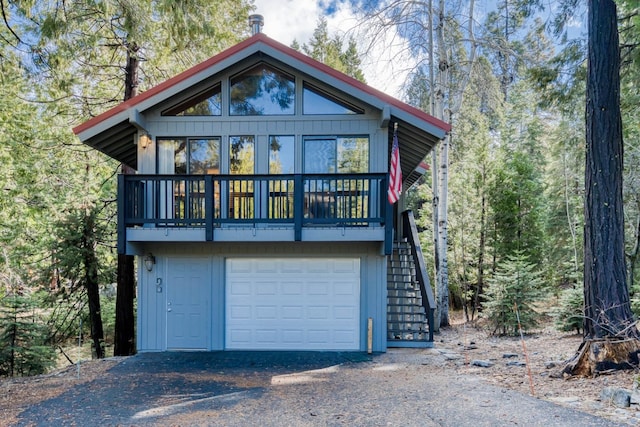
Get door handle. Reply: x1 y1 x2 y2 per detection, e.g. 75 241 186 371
167 302 172 312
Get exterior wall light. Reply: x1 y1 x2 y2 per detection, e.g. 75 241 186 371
144 253 156 272
140 134 152 149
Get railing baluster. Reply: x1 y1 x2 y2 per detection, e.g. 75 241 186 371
122 173 385 232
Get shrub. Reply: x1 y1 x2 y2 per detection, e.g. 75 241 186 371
552 286 584 334
482 252 544 335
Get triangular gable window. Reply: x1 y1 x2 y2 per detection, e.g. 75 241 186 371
303 83 363 115
162 84 222 116
230 63 295 115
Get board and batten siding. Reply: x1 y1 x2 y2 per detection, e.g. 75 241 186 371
136 241 387 352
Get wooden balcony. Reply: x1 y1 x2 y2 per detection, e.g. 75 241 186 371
118 173 393 253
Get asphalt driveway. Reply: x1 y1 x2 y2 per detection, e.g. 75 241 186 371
14 350 624 426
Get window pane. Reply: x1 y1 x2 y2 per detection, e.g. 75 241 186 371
230 64 295 115
269 136 295 174
190 138 220 174
229 136 255 174
162 85 222 116
304 139 336 173
157 139 186 174
180 92 221 116
337 137 368 173
303 84 363 115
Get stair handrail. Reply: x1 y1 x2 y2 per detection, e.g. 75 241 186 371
402 209 435 342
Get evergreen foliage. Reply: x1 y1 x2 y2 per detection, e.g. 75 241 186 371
52 205 113 358
482 252 544 335
0 267 55 378
293 17 366 82
553 286 584 334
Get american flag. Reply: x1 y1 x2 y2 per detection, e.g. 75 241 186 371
387 130 402 204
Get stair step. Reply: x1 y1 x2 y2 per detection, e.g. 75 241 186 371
387 243 431 344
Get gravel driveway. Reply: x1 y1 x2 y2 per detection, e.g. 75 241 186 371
14 349 624 426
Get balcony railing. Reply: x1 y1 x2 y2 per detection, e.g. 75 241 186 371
117 173 392 251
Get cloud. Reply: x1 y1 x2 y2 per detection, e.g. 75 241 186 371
252 0 415 99
253 0 321 46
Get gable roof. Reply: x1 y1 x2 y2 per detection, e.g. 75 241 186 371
73 32 450 183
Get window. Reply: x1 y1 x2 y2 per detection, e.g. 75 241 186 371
269 135 295 174
157 138 220 174
303 136 368 173
230 63 295 115
269 136 295 219
162 85 222 116
229 136 255 174
303 136 370 222
303 83 363 115
156 138 220 222
228 136 255 219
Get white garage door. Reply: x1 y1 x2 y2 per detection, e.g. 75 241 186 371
226 258 360 350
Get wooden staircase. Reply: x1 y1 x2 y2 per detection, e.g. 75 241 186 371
386 211 435 348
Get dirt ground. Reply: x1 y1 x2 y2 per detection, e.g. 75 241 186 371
436 314 639 424
0 315 638 426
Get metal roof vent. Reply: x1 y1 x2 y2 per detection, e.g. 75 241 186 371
249 14 264 35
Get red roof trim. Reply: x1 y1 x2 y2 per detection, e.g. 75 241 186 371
73 33 450 136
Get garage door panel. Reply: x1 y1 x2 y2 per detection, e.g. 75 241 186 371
334 330 357 343
308 306 330 319
283 330 304 343
226 258 360 350
228 259 252 273
334 306 356 319
256 305 278 319
308 282 330 295
256 260 278 273
335 280 357 291
334 259 359 272
257 282 277 295
229 305 251 319
229 281 251 295
308 330 330 343
282 306 303 319
256 329 277 343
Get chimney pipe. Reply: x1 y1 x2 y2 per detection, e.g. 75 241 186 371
249 14 264 36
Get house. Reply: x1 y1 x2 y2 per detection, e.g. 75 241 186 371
73 17 450 353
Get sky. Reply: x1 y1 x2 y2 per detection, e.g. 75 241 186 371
252 0 413 98
251 0 586 100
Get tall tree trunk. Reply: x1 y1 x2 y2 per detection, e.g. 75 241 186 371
583 0 636 339
114 43 139 357
83 211 105 359
428 0 442 332
430 0 478 328
473 187 487 321
434 0 450 328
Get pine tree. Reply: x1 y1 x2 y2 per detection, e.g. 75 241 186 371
553 285 584 334
0 266 55 377
482 252 544 335
53 206 110 359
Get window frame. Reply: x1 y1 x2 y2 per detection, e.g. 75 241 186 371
303 135 370 174
229 62 296 116
156 137 221 174
302 83 364 115
161 84 222 117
